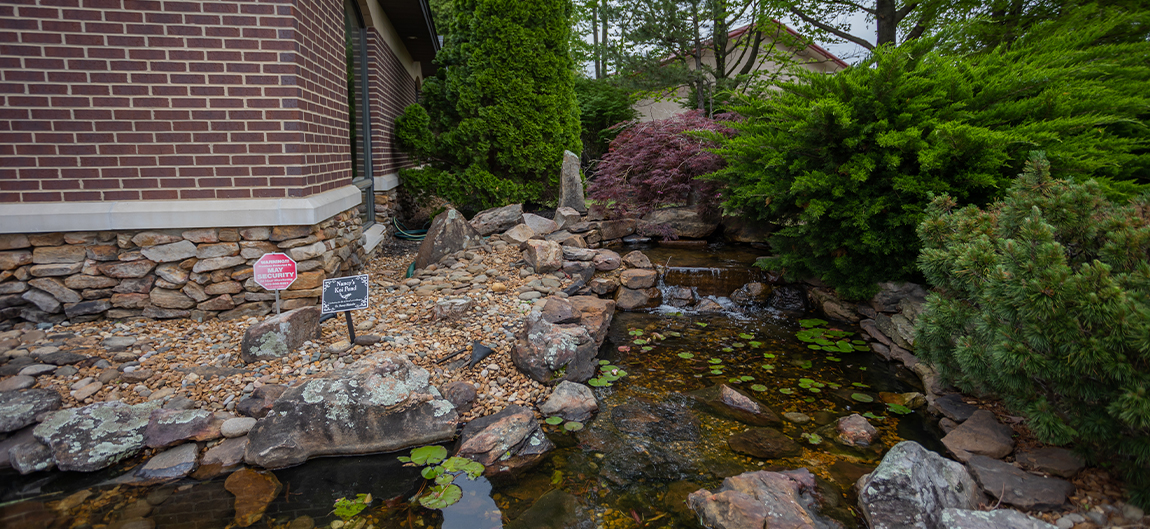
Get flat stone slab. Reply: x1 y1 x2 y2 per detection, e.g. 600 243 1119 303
0 388 62 433
967 455 1075 511
934 394 979 422
0 375 36 392
135 443 199 484
34 400 159 472
690 384 780 427
940 508 1057 529
727 428 801 459
1015 447 1085 478
942 410 1014 462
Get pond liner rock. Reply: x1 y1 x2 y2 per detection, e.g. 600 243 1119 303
33 400 161 472
243 353 457 469
455 404 554 478
688 469 844 529
857 441 982 529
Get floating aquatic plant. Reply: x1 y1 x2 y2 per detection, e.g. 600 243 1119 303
564 421 584 431
678 352 695 359
545 416 563 425
802 432 822 444
739 333 754 340
851 393 874 403
886 403 912 415
751 384 767 392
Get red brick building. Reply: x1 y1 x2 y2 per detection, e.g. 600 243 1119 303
0 0 437 325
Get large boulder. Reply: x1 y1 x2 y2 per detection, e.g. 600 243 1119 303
690 384 780 426
33 400 160 472
522 213 558 236
0 388 62 433
688 469 843 529
456 404 554 478
539 381 597 422
642 206 720 239
511 310 598 385
414 209 483 269
524 239 563 273
566 295 614 347
557 150 587 213
469 204 523 236
240 307 320 364
244 353 458 469
615 287 662 310
858 441 982 529
941 410 1015 462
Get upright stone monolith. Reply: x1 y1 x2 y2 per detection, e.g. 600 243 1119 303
557 151 586 214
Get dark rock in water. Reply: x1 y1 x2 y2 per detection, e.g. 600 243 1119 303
1015 447 1085 479
236 384 287 419
240 307 320 364
941 410 1014 462
34 400 159 472
469 204 524 236
693 298 726 314
611 397 699 442
688 469 843 529
966 455 1074 511
144 408 221 448
728 428 801 459
939 508 1058 529
512 310 598 385
244 353 457 469
539 380 597 422
858 441 981 529
600 436 699 485
690 384 781 426
934 394 979 423
415 208 483 270
767 285 807 312
506 489 593 529
730 282 771 305
456 404 553 478
0 388 62 433
829 460 875 489
836 414 879 448
441 381 477 414
225 468 282 527
135 443 199 484
664 286 696 307
0 425 33 470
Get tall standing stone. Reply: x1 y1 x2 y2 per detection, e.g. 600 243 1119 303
557 150 586 214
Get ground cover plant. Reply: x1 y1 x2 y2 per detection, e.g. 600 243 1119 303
916 153 1150 507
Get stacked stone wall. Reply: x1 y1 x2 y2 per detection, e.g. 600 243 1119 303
0 208 366 327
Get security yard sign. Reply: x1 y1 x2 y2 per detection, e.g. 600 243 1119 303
253 253 297 314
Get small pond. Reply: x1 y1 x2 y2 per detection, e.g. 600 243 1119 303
0 244 946 529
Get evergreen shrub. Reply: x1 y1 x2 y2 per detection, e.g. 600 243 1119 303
394 0 582 213
916 153 1150 506
587 110 733 226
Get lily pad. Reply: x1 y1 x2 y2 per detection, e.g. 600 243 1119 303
779 388 794 395
677 352 695 359
799 319 828 328
545 416 563 425
739 333 754 340
851 393 875 403
751 384 767 392
564 421 584 431
708 358 723 364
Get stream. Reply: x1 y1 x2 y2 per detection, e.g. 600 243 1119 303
0 244 947 529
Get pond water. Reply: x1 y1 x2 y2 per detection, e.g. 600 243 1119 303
0 245 946 529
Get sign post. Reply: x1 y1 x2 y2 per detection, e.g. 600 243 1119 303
321 274 370 342
253 253 298 315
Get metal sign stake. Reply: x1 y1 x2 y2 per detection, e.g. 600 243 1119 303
274 290 281 315
344 311 356 343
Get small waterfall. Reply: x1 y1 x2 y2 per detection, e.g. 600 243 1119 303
661 266 767 297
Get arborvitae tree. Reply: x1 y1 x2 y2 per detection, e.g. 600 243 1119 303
396 0 582 213
916 153 1150 507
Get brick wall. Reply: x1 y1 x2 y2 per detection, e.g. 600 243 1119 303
0 0 353 203
366 26 418 178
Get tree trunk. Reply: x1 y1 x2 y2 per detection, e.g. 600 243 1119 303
875 0 897 47
691 0 705 111
601 6 609 76
592 1 601 78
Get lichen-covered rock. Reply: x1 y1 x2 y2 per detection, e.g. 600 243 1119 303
244 353 457 469
456 404 554 478
144 408 222 448
510 310 598 385
33 400 160 472
0 388 62 433
240 307 320 363
688 469 842 529
857 441 981 529
939 508 1058 529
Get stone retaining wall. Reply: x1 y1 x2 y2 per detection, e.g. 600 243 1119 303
0 208 367 327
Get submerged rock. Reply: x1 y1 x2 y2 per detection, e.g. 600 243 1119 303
505 489 592 529
857 441 982 529
0 388 62 433
456 404 554 478
611 397 699 442
225 468 282 527
244 353 457 469
690 384 781 426
728 428 801 459
688 469 843 529
34 400 159 472
836 414 879 448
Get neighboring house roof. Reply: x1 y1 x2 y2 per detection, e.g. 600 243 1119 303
661 20 849 70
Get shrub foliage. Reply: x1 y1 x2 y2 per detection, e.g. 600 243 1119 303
916 153 1150 506
587 110 733 222
574 77 638 163
395 0 582 213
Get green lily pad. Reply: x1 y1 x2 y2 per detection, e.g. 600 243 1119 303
751 384 767 392
545 416 563 425
740 375 754 382
851 393 875 403
677 352 695 359
739 333 754 340
779 388 794 394
799 319 828 328
708 358 723 364
564 421 584 431
409 445 448 466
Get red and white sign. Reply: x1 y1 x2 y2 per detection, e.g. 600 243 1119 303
253 253 297 291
